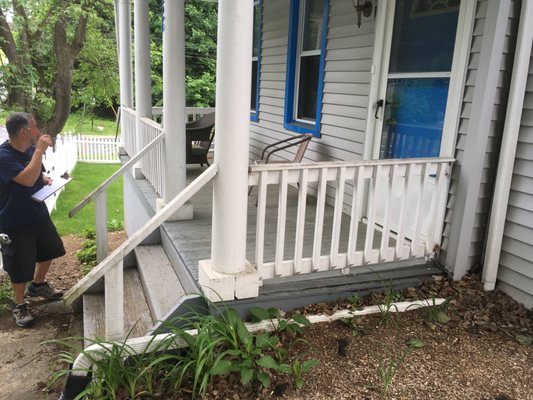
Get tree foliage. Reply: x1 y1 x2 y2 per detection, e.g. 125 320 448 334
0 0 118 135
149 0 217 107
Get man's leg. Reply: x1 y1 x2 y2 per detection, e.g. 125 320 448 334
26 258 63 299
12 282 33 328
12 282 26 305
33 259 52 283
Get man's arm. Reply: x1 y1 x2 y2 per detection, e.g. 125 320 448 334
11 135 52 187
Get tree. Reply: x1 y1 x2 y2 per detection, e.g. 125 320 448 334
0 0 116 136
149 0 217 107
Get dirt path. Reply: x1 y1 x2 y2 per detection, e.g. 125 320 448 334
0 232 126 399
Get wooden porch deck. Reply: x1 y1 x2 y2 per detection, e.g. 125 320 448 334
127 163 443 316
162 166 395 282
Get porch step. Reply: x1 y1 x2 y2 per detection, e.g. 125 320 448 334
134 244 186 324
82 268 154 347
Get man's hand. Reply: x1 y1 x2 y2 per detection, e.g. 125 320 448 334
35 134 53 154
43 175 53 186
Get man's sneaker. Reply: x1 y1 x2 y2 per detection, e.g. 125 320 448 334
25 281 63 300
13 303 34 328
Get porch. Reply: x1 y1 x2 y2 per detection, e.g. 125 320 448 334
135 161 448 312
63 105 453 341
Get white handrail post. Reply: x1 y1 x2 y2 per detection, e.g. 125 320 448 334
133 0 152 177
157 0 192 220
105 261 124 340
95 191 108 263
117 0 133 151
199 0 259 301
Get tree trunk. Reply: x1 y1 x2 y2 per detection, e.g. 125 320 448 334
43 14 87 136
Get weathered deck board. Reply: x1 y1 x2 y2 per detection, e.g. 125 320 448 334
82 294 105 347
135 245 185 322
123 268 154 336
83 268 153 346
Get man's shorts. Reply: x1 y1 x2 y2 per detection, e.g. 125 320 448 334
0 216 65 284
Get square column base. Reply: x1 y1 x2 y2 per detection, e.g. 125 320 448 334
198 259 260 302
156 198 194 220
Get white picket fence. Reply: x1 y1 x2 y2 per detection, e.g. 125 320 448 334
75 134 120 164
42 134 120 212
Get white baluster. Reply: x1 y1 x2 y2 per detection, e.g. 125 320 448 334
275 170 289 276
364 166 378 263
330 167 346 269
347 166 365 266
294 168 309 274
255 171 268 276
380 165 394 261
312 168 328 271
395 164 410 260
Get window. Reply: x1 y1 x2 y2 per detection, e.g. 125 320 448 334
284 0 328 136
250 0 262 122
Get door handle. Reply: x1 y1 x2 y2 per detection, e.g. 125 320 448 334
375 99 384 119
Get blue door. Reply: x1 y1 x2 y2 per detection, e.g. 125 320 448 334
379 0 460 159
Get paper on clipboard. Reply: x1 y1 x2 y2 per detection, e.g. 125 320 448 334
31 177 72 202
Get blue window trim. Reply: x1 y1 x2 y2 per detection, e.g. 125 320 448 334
284 0 329 137
250 0 263 122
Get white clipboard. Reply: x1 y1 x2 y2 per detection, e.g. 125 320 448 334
31 177 72 202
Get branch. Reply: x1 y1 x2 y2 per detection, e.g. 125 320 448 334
69 14 88 58
0 7 18 62
12 0 31 57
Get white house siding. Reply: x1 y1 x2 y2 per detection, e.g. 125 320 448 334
249 0 373 164
441 0 520 270
496 54 533 309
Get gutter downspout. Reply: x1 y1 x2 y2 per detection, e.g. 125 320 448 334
482 0 533 291
58 299 445 399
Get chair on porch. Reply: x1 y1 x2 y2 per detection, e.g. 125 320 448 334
255 133 312 165
249 133 312 195
186 112 215 167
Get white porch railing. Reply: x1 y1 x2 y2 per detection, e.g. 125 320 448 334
65 164 218 340
76 135 120 163
151 106 214 123
138 117 165 197
122 106 215 197
248 158 454 281
122 107 137 156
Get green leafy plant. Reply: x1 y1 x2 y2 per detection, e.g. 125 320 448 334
108 218 124 232
424 294 451 327
51 303 317 398
515 335 533 346
375 285 402 328
76 239 97 274
346 293 364 310
406 338 424 348
278 358 319 389
0 277 13 308
249 307 311 337
375 347 411 398
82 228 96 240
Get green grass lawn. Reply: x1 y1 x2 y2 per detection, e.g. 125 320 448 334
52 162 124 236
0 111 118 136
62 112 118 136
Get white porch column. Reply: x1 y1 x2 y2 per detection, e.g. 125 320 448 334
133 0 152 177
156 0 192 220
445 0 511 279
117 0 133 148
199 0 259 301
